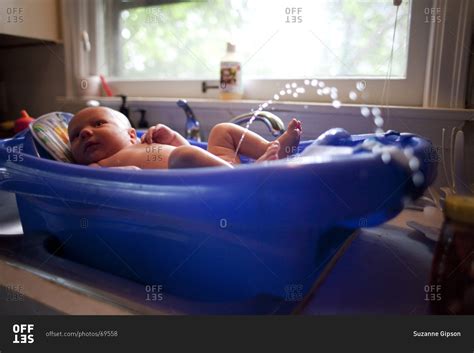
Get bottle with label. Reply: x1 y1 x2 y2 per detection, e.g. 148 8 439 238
219 42 243 100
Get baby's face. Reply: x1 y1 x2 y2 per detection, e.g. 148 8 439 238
68 107 136 165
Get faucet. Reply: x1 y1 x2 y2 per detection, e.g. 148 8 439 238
229 111 285 137
177 99 201 142
118 94 135 129
176 99 286 141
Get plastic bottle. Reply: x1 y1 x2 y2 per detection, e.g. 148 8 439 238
14 110 34 133
219 42 243 100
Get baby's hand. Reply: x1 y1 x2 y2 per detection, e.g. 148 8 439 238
140 124 175 145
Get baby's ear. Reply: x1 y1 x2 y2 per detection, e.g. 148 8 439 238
128 128 138 144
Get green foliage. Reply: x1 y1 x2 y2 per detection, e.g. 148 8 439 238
116 0 410 79
120 0 244 79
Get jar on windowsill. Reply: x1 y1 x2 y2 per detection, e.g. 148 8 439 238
430 195 474 314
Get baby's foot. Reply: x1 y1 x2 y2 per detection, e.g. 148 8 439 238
256 141 280 162
276 118 302 158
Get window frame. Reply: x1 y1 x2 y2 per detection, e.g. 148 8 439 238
64 0 473 108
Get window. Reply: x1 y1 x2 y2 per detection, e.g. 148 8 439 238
104 0 411 80
77 0 442 105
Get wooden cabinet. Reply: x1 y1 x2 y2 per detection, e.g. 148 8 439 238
0 0 61 42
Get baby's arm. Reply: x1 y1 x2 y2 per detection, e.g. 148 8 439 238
141 124 189 147
93 143 174 169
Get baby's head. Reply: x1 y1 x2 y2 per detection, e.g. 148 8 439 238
68 107 137 165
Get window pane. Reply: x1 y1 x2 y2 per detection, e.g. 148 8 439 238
105 0 410 80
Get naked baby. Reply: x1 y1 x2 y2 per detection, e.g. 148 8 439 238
68 107 302 169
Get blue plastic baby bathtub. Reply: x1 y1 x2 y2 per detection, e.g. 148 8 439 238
0 124 436 303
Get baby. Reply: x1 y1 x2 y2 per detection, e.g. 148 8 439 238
68 107 302 169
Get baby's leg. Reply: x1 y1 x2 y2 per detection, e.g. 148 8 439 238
168 145 233 169
207 123 272 164
207 120 302 164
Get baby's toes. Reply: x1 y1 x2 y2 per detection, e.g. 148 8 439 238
287 118 298 130
296 120 302 130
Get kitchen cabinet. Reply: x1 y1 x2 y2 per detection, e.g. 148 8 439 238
0 0 61 43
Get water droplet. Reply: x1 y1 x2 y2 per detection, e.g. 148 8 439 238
330 87 338 93
121 28 131 39
332 100 342 108
356 81 366 91
262 102 269 108
374 116 384 127
375 128 384 136
311 79 318 86
360 106 370 117
292 92 298 98
409 157 420 171
403 147 414 158
349 91 357 100
291 82 297 88
317 89 323 95
381 152 391 164
412 171 424 187
323 87 330 95
296 87 305 93
286 89 292 94
304 79 310 85
267 100 273 105
121 10 130 20
279 90 285 95
372 144 382 154
330 92 338 100
285 83 290 89
273 94 280 100
371 107 381 116
318 81 325 88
